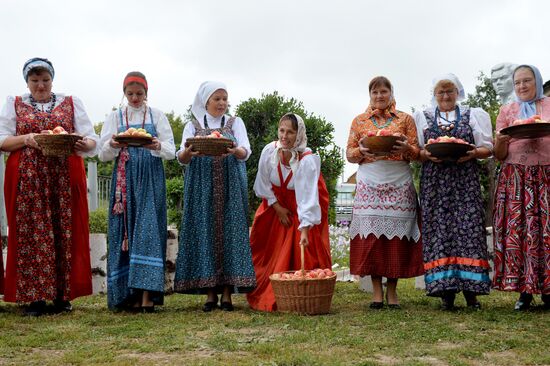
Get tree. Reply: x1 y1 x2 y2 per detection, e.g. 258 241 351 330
235 92 345 223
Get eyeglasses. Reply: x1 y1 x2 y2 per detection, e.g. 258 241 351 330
514 78 534 87
435 90 457 97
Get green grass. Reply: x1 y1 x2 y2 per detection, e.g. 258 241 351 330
1 280 549 366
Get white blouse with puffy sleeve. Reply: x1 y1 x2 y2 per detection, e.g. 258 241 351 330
413 106 493 149
0 93 99 157
177 113 251 163
98 105 175 162
253 142 322 229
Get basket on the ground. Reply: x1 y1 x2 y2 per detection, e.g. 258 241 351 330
362 136 400 155
269 271 337 315
185 137 234 156
34 134 83 157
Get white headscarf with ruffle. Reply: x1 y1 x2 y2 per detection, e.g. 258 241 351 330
431 73 465 107
191 81 227 122
271 113 308 176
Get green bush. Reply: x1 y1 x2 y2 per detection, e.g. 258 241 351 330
89 208 108 234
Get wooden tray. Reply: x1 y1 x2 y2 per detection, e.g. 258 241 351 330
361 136 401 155
425 142 474 162
113 135 153 147
34 134 83 157
185 137 234 156
500 123 550 139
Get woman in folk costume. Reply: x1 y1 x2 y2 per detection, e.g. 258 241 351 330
346 76 423 309
0 58 98 316
493 64 550 310
413 74 493 310
246 113 332 312
99 71 175 312
175 81 256 312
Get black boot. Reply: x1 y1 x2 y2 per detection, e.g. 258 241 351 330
441 291 456 311
25 301 46 317
463 290 481 310
53 299 73 313
514 292 532 311
541 294 550 310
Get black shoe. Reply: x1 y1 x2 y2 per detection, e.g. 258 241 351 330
369 302 384 309
541 294 550 310
25 301 46 317
387 304 401 310
220 301 234 312
441 292 456 311
514 293 533 311
53 299 73 313
202 295 218 312
141 306 155 313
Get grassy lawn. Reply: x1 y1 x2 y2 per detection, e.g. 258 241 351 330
1 280 549 366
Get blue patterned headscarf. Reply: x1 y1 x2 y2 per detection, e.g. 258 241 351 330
513 64 544 119
22 57 55 81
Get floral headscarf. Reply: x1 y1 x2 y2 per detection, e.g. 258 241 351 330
271 113 308 175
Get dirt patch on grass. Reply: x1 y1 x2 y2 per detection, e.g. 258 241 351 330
477 350 521 366
435 341 461 350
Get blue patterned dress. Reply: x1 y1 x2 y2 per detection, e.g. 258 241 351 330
420 107 491 297
107 109 167 309
174 117 256 294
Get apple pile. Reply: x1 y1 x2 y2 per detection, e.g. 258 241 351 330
272 268 336 280
366 129 401 137
512 114 548 126
426 136 469 145
193 130 225 139
117 127 152 138
42 126 69 135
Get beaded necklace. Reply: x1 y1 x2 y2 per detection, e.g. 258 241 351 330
204 115 225 129
125 105 147 130
434 106 460 132
29 93 56 114
370 116 393 129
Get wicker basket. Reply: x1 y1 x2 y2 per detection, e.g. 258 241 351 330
270 271 336 315
34 134 83 157
362 136 400 155
186 137 234 156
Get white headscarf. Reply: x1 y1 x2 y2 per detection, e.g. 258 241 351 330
191 81 227 123
271 113 308 176
431 73 465 107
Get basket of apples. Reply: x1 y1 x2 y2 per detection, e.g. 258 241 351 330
424 136 474 162
113 127 154 146
361 129 403 155
500 115 550 139
34 126 83 157
185 130 234 156
269 244 337 315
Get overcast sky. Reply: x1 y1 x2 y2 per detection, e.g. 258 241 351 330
1 0 548 179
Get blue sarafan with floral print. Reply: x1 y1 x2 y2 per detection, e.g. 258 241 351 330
174 117 256 294
420 106 491 297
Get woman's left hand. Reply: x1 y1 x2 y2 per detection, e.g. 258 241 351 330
143 137 161 151
392 135 410 154
227 146 247 159
299 228 309 247
74 137 96 153
457 146 478 163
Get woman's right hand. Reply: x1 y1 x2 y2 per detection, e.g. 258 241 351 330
420 148 442 163
273 202 292 227
24 133 39 149
177 144 200 164
359 139 378 160
109 134 127 149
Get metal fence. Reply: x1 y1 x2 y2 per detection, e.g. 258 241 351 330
97 175 111 210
